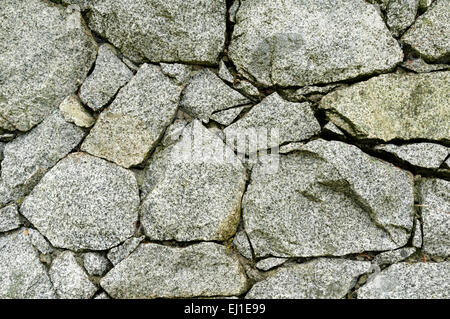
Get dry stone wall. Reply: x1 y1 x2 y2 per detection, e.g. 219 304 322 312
0 0 449 299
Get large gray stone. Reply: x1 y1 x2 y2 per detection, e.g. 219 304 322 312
320 72 450 142
49 251 97 299
0 0 97 132
0 229 55 299
224 93 320 152
229 0 403 87
246 259 370 299
140 120 247 241
88 0 226 65
401 0 450 62
180 69 250 123
358 262 450 298
0 204 21 232
0 112 85 205
101 242 248 298
386 0 420 37
243 139 414 258
83 252 111 276
418 178 450 257
375 143 449 168
80 44 133 111
81 64 182 168
20 153 139 251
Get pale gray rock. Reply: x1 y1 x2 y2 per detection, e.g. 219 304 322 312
218 61 260 99
27 228 53 255
229 0 240 23
20 153 139 251
61 0 92 11
122 57 139 72
255 258 288 271
358 262 450 298
412 220 423 248
224 93 320 152
59 95 95 128
0 229 55 299
80 44 133 111
107 236 145 266
418 178 450 256
94 292 111 299
386 0 420 37
402 0 450 62
279 142 305 154
0 112 85 205
233 230 253 260
283 84 342 102
160 63 193 85
401 58 449 73
375 143 449 168
160 119 189 147
243 139 414 258
373 248 416 265
218 60 235 83
88 0 226 65
83 252 111 276
229 0 403 87
101 242 249 298
49 251 97 299
0 204 21 232
140 120 247 241
180 69 250 122
246 259 370 299
0 0 97 132
320 72 450 141
210 106 246 126
81 64 182 168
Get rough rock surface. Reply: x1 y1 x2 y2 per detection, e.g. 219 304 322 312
81 64 182 168
224 93 320 152
233 230 253 260
0 204 21 232
180 69 250 123
375 143 449 168
255 258 288 271
373 248 416 265
0 229 55 299
0 0 97 132
80 44 133 111
386 0 420 37
107 236 145 266
140 120 247 241
358 262 450 298
320 72 450 141
401 0 450 62
246 259 370 299
101 242 249 298
243 139 414 257
83 252 111 276
27 228 53 255
229 0 403 87
0 112 85 205
59 95 95 128
88 0 226 65
20 153 139 251
49 251 97 299
418 178 450 256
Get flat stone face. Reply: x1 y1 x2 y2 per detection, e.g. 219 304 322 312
81 64 182 168
0 0 97 132
88 0 226 65
375 143 449 168
0 229 55 299
20 153 139 251
224 93 320 152
59 95 95 128
386 0 419 37
358 262 450 299
246 259 370 299
419 178 450 257
0 112 86 205
101 242 249 298
140 120 247 241
320 72 450 142
180 69 250 123
49 251 97 299
243 139 414 258
80 44 133 111
83 252 111 276
401 0 450 62
0 204 21 232
229 0 403 87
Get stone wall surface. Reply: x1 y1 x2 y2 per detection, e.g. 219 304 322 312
0 0 449 299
